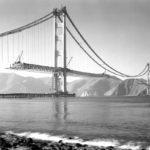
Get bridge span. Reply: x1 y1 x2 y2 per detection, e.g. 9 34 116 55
10 62 110 78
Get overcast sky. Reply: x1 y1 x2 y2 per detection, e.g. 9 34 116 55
0 0 150 78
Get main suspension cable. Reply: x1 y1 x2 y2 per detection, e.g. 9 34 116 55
66 26 127 77
134 65 149 76
0 11 54 37
65 10 147 78
58 11 148 77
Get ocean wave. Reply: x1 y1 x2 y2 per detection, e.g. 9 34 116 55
5 131 149 150
118 142 142 150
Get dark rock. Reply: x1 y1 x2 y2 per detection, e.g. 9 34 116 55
107 146 114 150
58 140 63 143
0 138 12 149
30 143 41 150
101 148 106 150
0 137 5 146
26 138 33 146
68 145 74 150
2 142 12 148
0 134 119 150
18 137 27 146
1 148 9 150
12 142 18 148
76 143 82 147
49 145 58 150
40 142 48 147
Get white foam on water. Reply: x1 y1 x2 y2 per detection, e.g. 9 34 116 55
6 131 148 150
118 142 141 150
16 132 63 142
14 131 118 147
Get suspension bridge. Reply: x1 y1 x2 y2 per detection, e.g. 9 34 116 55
0 7 150 96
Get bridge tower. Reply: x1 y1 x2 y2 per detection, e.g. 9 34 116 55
52 7 68 95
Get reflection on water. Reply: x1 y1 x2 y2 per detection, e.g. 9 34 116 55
0 97 150 142
53 98 68 126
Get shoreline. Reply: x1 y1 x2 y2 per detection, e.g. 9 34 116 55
0 132 118 150
0 93 75 98
0 93 149 99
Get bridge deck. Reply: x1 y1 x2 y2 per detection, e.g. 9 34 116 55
9 62 110 78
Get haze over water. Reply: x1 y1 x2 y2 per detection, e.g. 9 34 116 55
0 97 150 149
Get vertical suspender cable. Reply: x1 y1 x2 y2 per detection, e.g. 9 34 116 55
12 34 14 63
21 31 23 62
17 33 19 58
1 37 3 66
33 27 35 64
7 35 9 65
26 30 28 63
37 24 39 65
43 21 45 66
38 24 40 65
43 22 45 66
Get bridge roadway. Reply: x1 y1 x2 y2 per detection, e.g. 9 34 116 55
9 62 110 78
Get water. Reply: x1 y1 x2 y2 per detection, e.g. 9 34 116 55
0 97 150 149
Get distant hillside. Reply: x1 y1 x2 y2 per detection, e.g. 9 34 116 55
68 77 121 96
0 73 148 96
112 78 147 96
0 73 51 93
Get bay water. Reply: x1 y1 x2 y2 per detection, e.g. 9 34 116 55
0 97 150 149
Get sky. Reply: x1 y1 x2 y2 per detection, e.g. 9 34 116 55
0 0 150 78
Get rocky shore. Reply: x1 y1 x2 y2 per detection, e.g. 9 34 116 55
0 133 117 150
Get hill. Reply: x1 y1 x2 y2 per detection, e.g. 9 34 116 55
0 73 148 96
112 78 147 96
68 77 121 96
0 73 50 93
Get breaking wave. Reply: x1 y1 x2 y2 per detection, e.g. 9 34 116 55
6 131 149 150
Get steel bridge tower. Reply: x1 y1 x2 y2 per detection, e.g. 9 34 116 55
52 7 68 95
